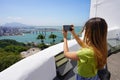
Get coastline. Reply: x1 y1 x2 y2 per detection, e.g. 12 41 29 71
0 27 82 44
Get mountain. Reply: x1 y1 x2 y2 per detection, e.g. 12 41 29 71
2 22 28 27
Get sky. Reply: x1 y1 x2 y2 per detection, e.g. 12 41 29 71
0 0 90 26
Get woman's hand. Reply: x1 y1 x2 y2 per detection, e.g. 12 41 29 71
70 25 75 34
62 28 67 38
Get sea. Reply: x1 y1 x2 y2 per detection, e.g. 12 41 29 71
0 26 83 44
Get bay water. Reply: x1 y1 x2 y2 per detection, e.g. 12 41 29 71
0 26 82 44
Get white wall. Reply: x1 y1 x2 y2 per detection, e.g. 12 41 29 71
90 0 120 39
0 39 80 80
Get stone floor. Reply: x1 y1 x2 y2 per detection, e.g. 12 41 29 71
107 52 120 80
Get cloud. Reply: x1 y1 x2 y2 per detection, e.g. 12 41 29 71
3 16 23 24
7 16 22 20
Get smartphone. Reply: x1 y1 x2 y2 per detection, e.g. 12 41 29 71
63 25 72 31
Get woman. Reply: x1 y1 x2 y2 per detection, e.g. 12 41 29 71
63 17 108 80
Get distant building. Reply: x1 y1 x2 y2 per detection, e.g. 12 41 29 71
0 26 23 36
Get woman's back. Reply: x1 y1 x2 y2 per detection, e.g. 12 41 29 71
77 47 97 78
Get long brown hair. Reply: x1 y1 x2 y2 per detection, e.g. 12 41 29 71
83 17 108 69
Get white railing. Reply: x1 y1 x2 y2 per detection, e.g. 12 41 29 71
0 39 80 80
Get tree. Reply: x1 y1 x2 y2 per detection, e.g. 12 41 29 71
37 43 49 50
0 52 22 71
4 45 28 54
0 39 28 71
0 39 26 48
49 32 57 44
37 34 45 44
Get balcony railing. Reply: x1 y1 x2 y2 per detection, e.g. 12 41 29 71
0 39 81 80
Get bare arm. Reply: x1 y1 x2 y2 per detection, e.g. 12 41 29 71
71 25 86 48
63 29 79 60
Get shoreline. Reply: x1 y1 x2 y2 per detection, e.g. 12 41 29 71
0 27 81 44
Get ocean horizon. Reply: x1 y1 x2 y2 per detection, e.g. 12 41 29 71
0 26 83 44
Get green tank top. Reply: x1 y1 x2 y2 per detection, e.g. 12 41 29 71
77 47 97 78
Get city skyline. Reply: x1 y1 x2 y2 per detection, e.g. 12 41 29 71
0 0 90 26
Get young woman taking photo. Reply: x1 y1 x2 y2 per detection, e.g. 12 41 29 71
63 17 108 80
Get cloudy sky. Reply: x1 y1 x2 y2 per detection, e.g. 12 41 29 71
0 0 90 26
